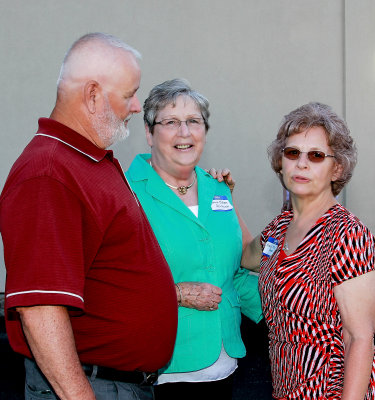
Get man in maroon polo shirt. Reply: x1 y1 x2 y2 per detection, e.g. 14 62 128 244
0 33 177 400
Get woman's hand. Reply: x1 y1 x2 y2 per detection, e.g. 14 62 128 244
207 168 235 193
176 282 222 311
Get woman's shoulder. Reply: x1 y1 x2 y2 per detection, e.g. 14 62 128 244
329 203 375 242
267 210 292 228
261 211 292 241
126 153 151 182
329 204 375 282
195 166 217 181
330 203 371 230
195 166 232 192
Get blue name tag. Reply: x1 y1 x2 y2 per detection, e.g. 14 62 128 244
211 195 233 212
263 237 278 257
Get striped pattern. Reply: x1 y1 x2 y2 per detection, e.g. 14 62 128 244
259 204 375 399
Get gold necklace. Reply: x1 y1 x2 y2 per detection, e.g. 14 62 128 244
149 160 196 195
164 175 196 195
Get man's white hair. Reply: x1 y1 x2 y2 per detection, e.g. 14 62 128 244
57 32 141 88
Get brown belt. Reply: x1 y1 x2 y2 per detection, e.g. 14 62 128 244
82 364 158 386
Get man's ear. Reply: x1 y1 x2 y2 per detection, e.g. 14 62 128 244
145 123 153 147
84 80 100 114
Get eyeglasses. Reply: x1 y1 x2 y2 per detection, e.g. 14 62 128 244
282 147 336 163
152 118 205 131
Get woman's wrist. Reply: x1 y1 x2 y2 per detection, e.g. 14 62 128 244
175 283 183 306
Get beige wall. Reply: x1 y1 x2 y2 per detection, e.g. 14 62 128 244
344 1 375 225
0 0 374 290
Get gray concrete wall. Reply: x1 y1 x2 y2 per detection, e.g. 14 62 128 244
344 1 375 226
1 0 374 290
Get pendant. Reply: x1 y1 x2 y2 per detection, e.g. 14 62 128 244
177 186 188 195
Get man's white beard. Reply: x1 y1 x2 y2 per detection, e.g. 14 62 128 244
92 95 130 148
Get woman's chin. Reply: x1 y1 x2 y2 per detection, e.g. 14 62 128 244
174 155 200 168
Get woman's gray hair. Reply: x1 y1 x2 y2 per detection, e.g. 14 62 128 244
143 78 210 132
268 102 357 196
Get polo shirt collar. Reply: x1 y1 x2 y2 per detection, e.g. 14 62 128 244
36 117 112 162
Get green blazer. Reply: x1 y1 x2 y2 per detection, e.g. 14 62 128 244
126 154 262 373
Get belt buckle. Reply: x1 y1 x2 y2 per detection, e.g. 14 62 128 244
142 372 158 385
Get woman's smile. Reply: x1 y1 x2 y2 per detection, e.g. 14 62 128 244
174 143 193 150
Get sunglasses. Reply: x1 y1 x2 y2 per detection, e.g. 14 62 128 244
282 147 336 163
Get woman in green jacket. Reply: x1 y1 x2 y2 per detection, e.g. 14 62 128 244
126 79 262 400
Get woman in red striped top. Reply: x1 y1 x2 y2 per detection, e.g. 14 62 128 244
241 102 375 399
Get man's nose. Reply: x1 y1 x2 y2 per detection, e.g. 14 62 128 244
131 94 141 114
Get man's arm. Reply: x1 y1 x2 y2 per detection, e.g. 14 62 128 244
18 305 95 400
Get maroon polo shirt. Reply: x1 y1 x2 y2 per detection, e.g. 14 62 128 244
0 118 177 372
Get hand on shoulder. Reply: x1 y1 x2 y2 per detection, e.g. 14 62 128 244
207 168 235 193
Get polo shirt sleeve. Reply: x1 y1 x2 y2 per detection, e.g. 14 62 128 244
2 176 86 312
331 219 375 286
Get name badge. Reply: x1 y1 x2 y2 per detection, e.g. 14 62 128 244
263 237 278 257
211 195 233 212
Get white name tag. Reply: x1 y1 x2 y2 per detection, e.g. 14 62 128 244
211 195 233 212
263 237 278 257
